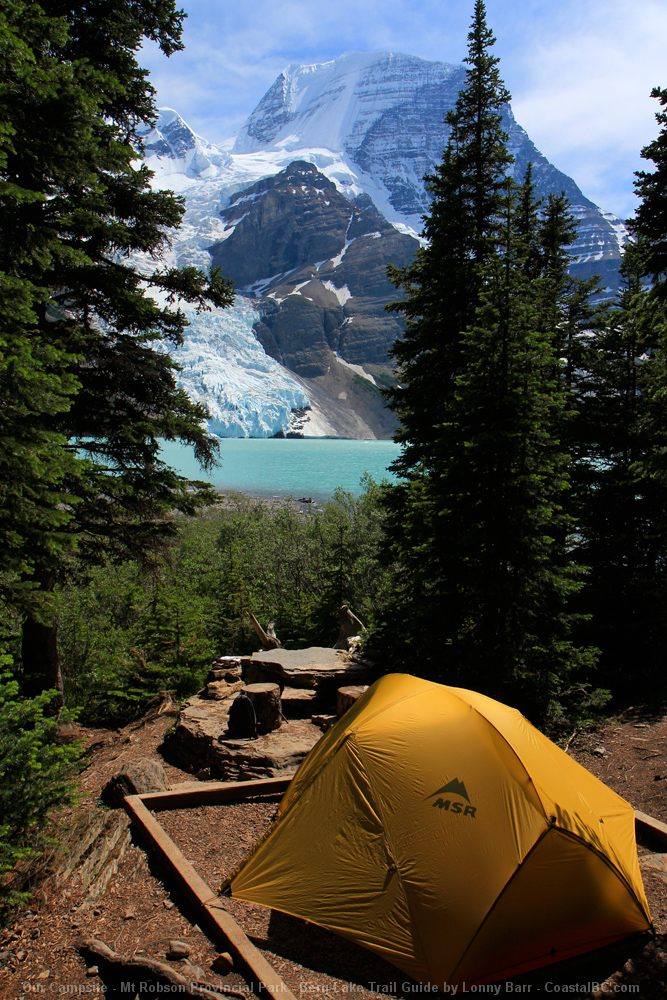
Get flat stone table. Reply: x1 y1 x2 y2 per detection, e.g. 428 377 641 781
244 646 371 696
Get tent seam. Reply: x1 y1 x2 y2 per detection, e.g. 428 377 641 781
348 736 436 987
280 687 427 823
554 826 652 928
443 688 551 825
449 825 651 985
443 688 648 922
446 826 551 984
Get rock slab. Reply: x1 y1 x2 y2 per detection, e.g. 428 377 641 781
163 693 321 781
245 646 370 695
102 757 167 806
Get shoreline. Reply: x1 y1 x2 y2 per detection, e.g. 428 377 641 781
211 488 329 515
213 434 396 442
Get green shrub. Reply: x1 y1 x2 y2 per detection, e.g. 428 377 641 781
0 649 81 917
57 556 219 725
56 486 390 726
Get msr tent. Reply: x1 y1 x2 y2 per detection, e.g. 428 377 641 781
229 673 651 987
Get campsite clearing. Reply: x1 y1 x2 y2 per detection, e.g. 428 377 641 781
0 706 664 998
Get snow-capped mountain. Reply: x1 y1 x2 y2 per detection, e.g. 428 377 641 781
206 160 416 438
141 108 231 191
234 52 627 282
143 51 630 439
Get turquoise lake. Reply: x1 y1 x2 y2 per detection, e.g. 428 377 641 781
160 438 401 498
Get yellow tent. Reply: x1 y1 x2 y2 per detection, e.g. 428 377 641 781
231 674 651 987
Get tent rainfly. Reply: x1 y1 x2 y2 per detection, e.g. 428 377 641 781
230 674 652 987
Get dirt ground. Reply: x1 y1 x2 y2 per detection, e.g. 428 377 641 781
0 707 664 1000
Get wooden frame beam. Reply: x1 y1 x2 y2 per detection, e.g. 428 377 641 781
125 776 666 1000
634 809 667 849
124 777 295 1000
138 776 292 812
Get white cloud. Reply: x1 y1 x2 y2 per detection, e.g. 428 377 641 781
509 0 666 216
141 0 664 218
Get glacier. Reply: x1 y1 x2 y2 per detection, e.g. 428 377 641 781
169 296 309 439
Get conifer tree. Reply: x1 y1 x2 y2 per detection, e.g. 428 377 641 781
634 86 667 504
572 247 662 696
374 4 595 722
566 86 667 702
0 4 83 615
387 0 511 475
593 87 667 696
376 0 513 667
439 175 594 720
0 1 233 696
634 87 667 290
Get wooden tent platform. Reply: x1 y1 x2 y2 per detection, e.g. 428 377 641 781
124 779 667 999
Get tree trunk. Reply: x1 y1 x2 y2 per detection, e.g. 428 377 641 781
245 682 282 733
21 612 63 703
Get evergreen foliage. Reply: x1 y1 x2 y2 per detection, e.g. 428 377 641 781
0 0 233 697
0 3 83 617
0 639 81 916
56 490 388 725
373 1 598 725
573 87 667 701
377 0 514 685
572 249 661 697
387 0 511 476
633 86 667 507
634 86 667 289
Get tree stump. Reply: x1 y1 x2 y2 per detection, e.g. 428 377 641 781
227 683 282 737
337 685 368 718
246 683 282 733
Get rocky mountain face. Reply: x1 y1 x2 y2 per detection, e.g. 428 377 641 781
140 108 230 191
142 51 630 438
235 52 626 294
207 160 417 438
210 162 416 367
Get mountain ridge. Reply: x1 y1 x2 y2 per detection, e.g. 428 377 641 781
139 50 630 439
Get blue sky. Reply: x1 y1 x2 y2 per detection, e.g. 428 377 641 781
141 0 665 219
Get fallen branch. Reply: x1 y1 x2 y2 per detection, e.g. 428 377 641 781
128 690 179 729
79 938 247 999
248 612 282 650
563 729 578 753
